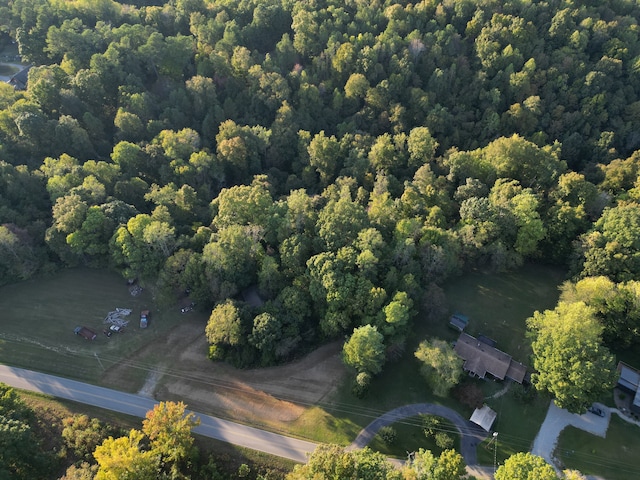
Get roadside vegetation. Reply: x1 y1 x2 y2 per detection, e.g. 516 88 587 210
1 0 640 477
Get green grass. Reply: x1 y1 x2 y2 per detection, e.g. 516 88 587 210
367 415 460 459
1 264 566 465
0 268 182 387
556 414 640 480
0 64 19 76
440 264 566 364
477 387 552 465
294 264 565 455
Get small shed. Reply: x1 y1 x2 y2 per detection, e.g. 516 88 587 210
470 405 497 432
449 313 469 332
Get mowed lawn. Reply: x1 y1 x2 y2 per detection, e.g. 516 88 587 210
556 415 640 480
313 263 566 455
0 268 180 385
440 263 566 364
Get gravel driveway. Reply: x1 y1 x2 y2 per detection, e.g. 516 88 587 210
531 401 610 469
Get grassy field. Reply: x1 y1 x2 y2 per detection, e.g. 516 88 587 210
440 263 566 364
0 268 182 386
477 387 552 465
0 264 567 463
299 263 566 456
556 415 640 480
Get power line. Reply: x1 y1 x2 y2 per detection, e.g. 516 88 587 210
2 334 640 475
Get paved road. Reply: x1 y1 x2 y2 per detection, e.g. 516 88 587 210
348 403 488 466
0 365 317 463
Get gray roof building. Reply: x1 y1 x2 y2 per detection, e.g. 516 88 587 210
454 332 527 384
617 362 640 414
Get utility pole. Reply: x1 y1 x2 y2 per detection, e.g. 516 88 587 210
493 432 499 474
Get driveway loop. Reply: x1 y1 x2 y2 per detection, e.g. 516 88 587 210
348 403 488 466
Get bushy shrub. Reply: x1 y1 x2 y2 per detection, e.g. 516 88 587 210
378 426 397 445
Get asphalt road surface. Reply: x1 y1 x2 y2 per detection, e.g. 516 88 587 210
0 364 317 463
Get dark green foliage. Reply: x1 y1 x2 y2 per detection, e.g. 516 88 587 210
2 0 640 371
377 426 397 446
61 414 113 460
0 384 54 479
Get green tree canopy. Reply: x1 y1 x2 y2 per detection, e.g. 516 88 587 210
342 325 386 376
577 202 640 282
414 339 463 397
527 301 617 413
495 452 559 480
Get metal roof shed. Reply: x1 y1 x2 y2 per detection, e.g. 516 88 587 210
470 405 497 432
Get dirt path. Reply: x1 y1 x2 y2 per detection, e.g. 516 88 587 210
102 319 347 425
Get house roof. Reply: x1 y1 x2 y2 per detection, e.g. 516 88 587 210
454 332 511 380
454 333 527 383
8 65 31 90
617 362 640 408
505 360 527 383
470 405 497 432
617 362 640 391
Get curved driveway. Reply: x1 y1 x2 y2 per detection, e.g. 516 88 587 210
349 403 487 465
0 365 317 463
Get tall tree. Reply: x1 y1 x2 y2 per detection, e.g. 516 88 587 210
142 401 200 477
93 430 159 480
343 325 386 376
495 452 559 480
577 202 640 282
414 339 464 397
527 302 617 413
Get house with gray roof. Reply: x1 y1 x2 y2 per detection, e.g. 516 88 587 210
454 332 527 384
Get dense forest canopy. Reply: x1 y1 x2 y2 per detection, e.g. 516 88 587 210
1 0 640 367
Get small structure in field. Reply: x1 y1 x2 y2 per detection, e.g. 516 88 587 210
104 308 131 328
140 310 150 328
74 326 97 341
449 313 469 332
470 404 497 432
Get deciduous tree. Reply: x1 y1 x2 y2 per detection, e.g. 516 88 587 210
495 452 559 480
343 325 386 376
527 302 617 413
415 339 464 397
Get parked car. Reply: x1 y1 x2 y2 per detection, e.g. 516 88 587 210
588 405 605 417
181 302 195 313
140 310 149 328
74 326 97 340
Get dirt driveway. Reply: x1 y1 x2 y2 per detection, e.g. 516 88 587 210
102 318 347 425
